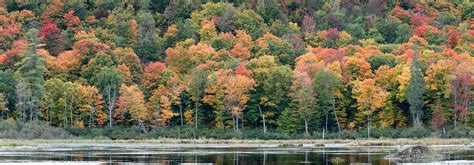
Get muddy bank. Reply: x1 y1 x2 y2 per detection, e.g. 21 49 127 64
0 138 471 149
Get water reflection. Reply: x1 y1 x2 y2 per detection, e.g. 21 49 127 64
0 146 472 164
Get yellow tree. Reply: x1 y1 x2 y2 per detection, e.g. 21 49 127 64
77 85 106 128
146 75 182 127
374 65 407 128
352 78 389 138
203 69 230 128
223 74 256 132
147 88 179 127
116 84 150 133
198 20 217 43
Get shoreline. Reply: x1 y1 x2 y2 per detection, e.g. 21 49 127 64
0 138 472 148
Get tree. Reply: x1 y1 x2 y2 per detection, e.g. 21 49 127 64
116 84 150 132
134 11 159 60
39 22 64 56
247 56 292 134
106 4 136 47
407 46 425 127
77 84 105 128
113 48 143 84
431 101 446 131
313 69 342 132
256 0 287 23
188 67 208 129
91 67 123 128
16 29 47 121
255 33 296 66
198 20 217 43
352 78 389 138
81 51 117 83
44 78 80 127
117 64 133 85
142 62 174 96
289 64 315 134
0 70 17 112
450 60 474 127
374 65 408 128
366 54 399 71
223 74 256 132
15 77 31 123
147 77 181 127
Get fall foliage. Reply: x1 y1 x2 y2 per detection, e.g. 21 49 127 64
0 1 472 137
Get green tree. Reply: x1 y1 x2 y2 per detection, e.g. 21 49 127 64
247 56 292 134
0 70 17 112
395 24 413 43
16 28 47 121
44 78 80 127
366 54 399 71
106 4 136 47
91 67 123 128
289 65 315 135
256 0 287 23
407 45 425 126
134 11 159 60
313 69 342 132
188 67 208 129
81 51 117 83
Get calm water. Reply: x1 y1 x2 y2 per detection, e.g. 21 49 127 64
0 145 472 164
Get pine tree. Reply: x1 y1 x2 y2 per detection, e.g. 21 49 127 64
16 28 47 121
407 44 425 126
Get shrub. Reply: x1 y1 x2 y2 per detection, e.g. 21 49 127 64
446 126 471 138
0 120 71 139
147 126 196 139
399 126 431 138
336 130 359 139
103 126 143 140
376 127 401 138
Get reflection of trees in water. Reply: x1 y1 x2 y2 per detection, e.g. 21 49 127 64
3 148 472 164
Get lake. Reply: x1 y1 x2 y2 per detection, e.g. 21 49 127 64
0 144 472 164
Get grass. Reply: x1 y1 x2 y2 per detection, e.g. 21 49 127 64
0 138 471 147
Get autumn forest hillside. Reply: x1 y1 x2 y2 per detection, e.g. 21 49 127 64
0 1 472 139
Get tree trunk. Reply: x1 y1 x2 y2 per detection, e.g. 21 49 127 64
195 99 198 129
107 85 116 128
453 86 458 127
236 116 239 132
323 128 325 140
304 119 308 135
180 103 183 127
258 105 266 134
232 115 236 132
367 114 371 139
137 120 148 133
65 93 68 127
332 95 341 132
220 110 224 129
325 113 328 133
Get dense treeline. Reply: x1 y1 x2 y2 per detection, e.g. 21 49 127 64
0 1 472 138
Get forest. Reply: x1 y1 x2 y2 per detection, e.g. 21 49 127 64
0 0 472 140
